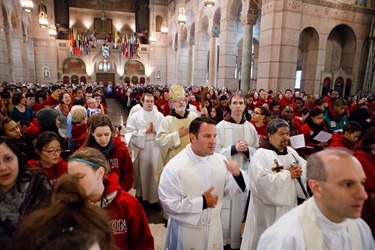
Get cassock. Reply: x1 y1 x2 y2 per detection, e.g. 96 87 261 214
258 198 375 250
241 141 307 250
155 110 198 180
158 144 249 250
125 108 164 203
215 118 258 248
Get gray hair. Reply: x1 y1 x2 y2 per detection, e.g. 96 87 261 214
267 118 289 135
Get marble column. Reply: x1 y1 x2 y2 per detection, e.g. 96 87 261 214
240 12 258 93
187 44 195 86
193 30 210 86
208 36 218 87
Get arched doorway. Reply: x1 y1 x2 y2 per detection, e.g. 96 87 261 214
71 75 79 85
124 60 145 82
344 78 352 98
334 77 344 97
322 77 331 97
63 76 70 84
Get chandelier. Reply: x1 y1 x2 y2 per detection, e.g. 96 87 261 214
161 22 168 34
177 7 186 25
38 2 48 28
21 0 34 12
149 32 156 44
204 0 215 7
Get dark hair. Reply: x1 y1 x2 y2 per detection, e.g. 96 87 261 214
92 92 101 98
11 174 112 250
343 121 362 134
332 98 347 107
72 96 86 106
189 117 216 138
309 107 324 117
228 93 246 105
315 98 327 106
59 92 71 104
11 92 23 106
219 95 228 101
358 127 375 152
51 85 60 92
285 89 292 94
0 117 15 136
35 131 62 151
270 100 280 110
294 97 304 104
255 106 269 117
26 92 35 98
84 114 114 147
1 91 11 99
209 106 223 123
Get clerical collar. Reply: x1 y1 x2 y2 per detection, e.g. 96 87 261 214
260 139 288 155
312 198 348 229
171 109 189 119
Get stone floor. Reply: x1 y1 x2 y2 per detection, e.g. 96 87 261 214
106 98 167 249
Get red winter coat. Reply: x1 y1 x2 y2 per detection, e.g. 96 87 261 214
279 96 293 110
28 157 68 189
103 173 154 250
354 149 375 236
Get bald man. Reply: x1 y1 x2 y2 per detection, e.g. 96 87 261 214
258 148 374 250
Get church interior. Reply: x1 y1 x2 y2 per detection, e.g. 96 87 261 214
0 0 375 95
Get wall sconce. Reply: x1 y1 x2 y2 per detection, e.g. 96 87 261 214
177 7 186 25
38 2 48 28
21 0 34 12
161 22 168 34
204 0 216 7
149 32 157 44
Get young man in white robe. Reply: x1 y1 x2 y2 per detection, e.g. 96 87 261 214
155 84 198 181
125 93 164 207
241 119 308 250
215 93 259 249
158 117 249 250
258 148 374 250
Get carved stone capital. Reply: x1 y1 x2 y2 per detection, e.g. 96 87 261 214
241 10 259 25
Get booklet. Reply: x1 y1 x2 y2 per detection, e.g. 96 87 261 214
289 134 306 149
313 131 332 143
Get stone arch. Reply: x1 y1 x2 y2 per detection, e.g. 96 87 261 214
212 7 221 37
124 59 145 76
190 22 195 46
174 33 178 51
229 0 242 19
325 24 356 73
298 27 320 93
156 15 163 32
201 15 209 33
2 4 10 33
62 57 87 74
181 26 188 48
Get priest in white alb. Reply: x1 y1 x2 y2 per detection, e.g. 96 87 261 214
159 117 249 250
258 148 374 250
241 119 308 250
126 93 164 206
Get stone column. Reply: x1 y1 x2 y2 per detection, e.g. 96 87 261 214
187 44 195 86
194 30 210 86
208 36 218 87
240 11 258 93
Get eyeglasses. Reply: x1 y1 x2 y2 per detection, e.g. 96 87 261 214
42 148 62 155
253 111 262 115
284 110 294 114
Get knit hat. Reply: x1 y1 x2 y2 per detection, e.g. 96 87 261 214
169 84 186 102
36 108 59 128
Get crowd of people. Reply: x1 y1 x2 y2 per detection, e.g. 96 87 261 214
0 80 374 249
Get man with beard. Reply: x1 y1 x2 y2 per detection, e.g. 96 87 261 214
241 119 308 250
215 93 258 249
155 84 198 181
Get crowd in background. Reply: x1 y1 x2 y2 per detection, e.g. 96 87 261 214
0 79 374 249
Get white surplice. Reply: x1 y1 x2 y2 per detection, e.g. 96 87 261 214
257 198 375 250
125 108 164 203
241 147 307 250
158 144 249 250
215 120 259 248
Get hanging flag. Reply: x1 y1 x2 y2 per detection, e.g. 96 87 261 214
90 30 97 48
114 31 119 49
136 33 140 58
126 32 130 58
68 28 73 56
121 34 125 57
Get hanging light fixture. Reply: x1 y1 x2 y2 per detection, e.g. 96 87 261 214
177 7 186 25
204 0 216 7
38 2 48 28
149 32 157 44
21 0 34 12
161 22 168 34
49 25 57 37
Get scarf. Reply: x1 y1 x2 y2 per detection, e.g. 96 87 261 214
306 118 325 143
91 139 114 159
58 104 71 117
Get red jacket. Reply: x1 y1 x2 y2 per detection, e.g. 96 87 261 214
328 133 356 151
105 137 134 191
27 157 67 188
354 149 375 236
44 94 60 107
157 98 170 116
279 96 293 110
103 173 154 250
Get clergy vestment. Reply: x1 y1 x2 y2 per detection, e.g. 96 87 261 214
155 110 198 180
125 107 164 203
158 144 249 250
258 198 375 250
241 142 307 250
215 118 258 248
